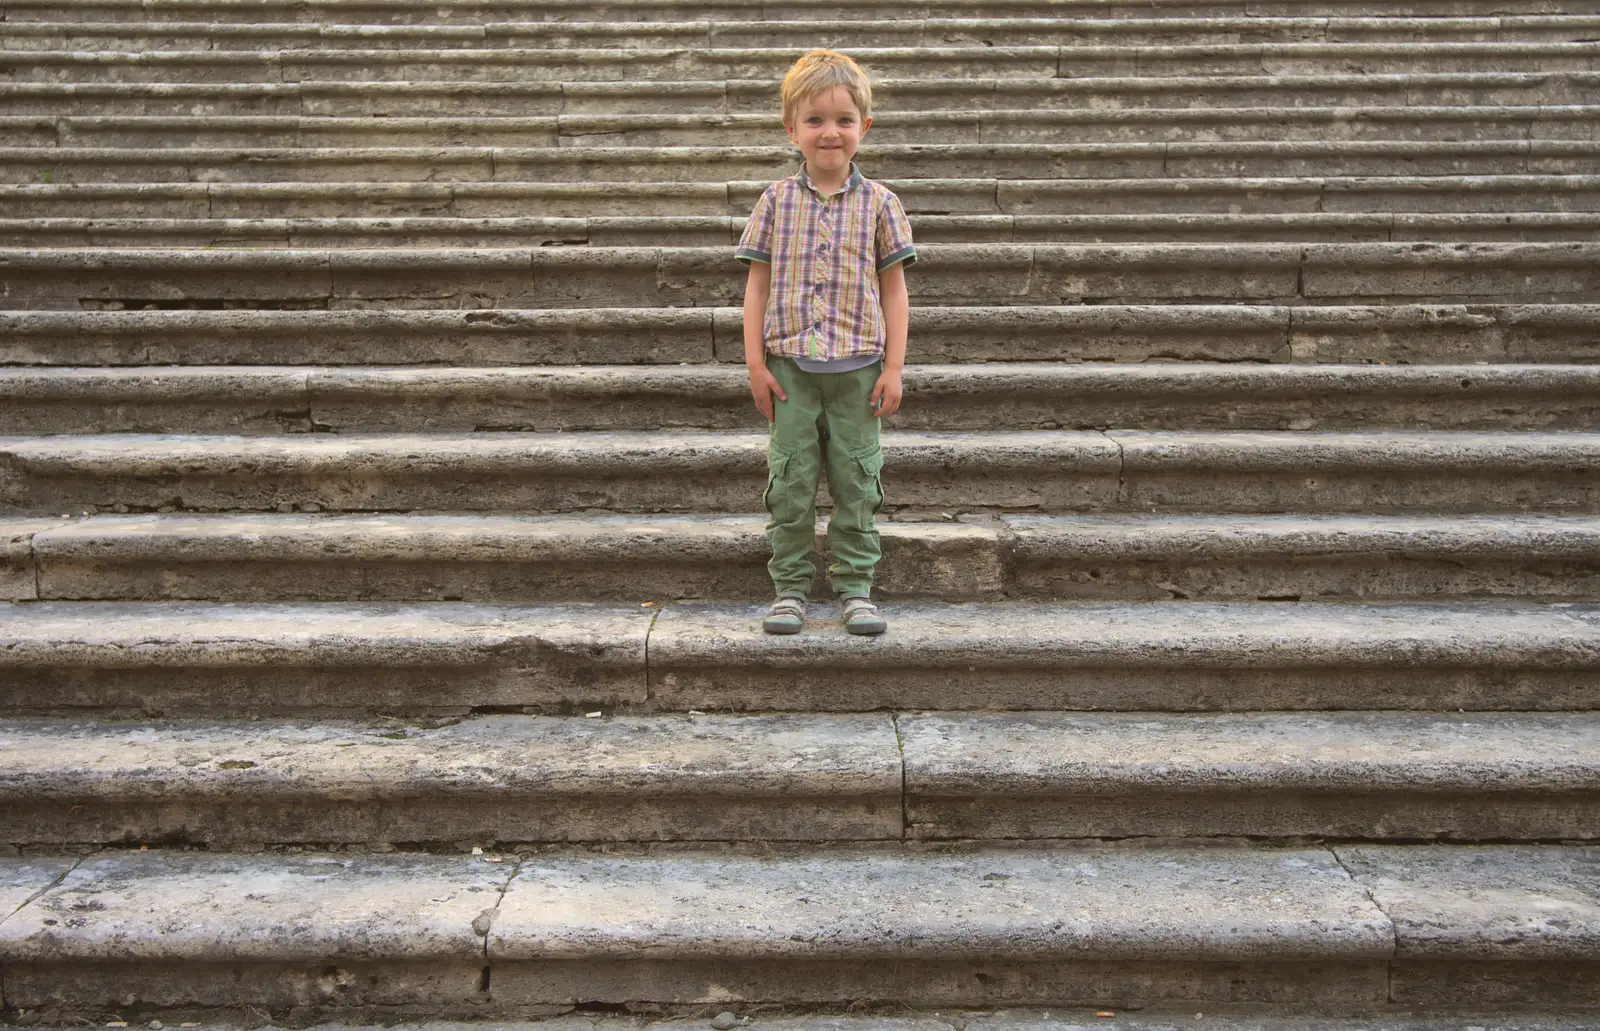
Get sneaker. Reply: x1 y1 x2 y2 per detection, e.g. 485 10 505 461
762 594 807 635
841 595 887 636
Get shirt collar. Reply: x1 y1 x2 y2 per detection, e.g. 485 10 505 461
793 162 864 199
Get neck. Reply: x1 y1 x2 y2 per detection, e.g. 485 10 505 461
805 161 849 195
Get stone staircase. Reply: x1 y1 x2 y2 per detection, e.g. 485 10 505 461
1 0 1599 1022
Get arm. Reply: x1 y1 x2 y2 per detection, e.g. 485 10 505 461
871 261 908 418
743 261 786 422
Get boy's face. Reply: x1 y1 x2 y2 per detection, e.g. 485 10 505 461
785 86 871 181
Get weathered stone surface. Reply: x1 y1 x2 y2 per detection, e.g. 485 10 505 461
28 513 1004 601
0 308 718 365
0 601 650 713
902 711 1600 839
0 430 1127 514
0 856 78 922
1007 513 1600 599
1339 845 1600 1005
487 846 1390 1005
0 851 509 1009
646 600 1600 711
0 518 66 600
0 712 904 843
1107 430 1600 513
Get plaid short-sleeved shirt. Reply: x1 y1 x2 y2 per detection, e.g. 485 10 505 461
735 164 916 363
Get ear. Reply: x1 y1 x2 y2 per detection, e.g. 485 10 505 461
783 120 797 144
860 114 872 137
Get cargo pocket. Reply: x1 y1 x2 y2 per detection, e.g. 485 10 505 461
853 444 885 518
763 445 793 521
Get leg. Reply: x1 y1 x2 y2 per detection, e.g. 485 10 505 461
764 357 825 598
819 361 885 600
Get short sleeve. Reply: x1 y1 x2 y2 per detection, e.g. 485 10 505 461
875 190 916 272
735 188 774 266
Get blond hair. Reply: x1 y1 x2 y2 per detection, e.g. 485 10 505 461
779 49 872 128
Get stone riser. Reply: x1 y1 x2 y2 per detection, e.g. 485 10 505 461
4 243 1598 311
8 176 1600 219
7 16 1600 50
11 512 1600 604
9 141 1596 185
4 430 1598 517
0 711 1594 845
6 364 1600 435
4 305 1594 366
6 43 1600 84
4 599 1597 714
9 107 1597 148
1 847 1594 1012
9 73 1598 115
12 212 1600 248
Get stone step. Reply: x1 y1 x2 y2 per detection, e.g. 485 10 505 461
6 72 1596 116
0 711 1594 845
10 212 1600 247
6 175 1599 219
8 16 1600 50
5 364 1599 435
3 430 1597 516
10 141 1597 186
10 106 1599 149
14 0 1600 22
4 304 1594 366
1 844 1596 1009
8 42 1600 84
13 512 1600 603
3 598 1596 713
4 243 1596 310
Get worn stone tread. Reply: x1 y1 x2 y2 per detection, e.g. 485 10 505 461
13 211 1600 247
7 140 1600 185
26 511 1600 602
8 15 1600 50
6 105 1597 150
645 599 1600 711
2 304 1596 366
5 429 1598 515
6 72 1598 116
901 711 1600 840
5 175 1600 219
4 598 1598 713
3 241 1597 309
0 711 905 843
4 362 1599 433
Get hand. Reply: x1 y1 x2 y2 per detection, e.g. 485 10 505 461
749 364 787 422
869 369 902 418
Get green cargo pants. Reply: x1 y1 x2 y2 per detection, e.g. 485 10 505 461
763 356 885 599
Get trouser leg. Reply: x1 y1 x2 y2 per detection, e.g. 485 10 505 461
820 361 885 598
763 357 824 597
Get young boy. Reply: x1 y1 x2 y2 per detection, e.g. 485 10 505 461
735 49 915 636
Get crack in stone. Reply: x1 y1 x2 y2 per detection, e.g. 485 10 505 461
1329 844 1399 1005
5 851 87 923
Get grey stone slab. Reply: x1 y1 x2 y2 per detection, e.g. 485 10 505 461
0 366 312 434
0 308 718 366
646 600 1600 712
488 846 1390 1005
29 513 1003 602
0 430 1125 514
0 851 509 1009
902 711 1600 840
0 601 650 713
0 856 77 924
1302 242 1600 303
0 518 66 601
0 712 903 843
1107 430 1600 513
1287 302 1600 363
1339 845 1600 1006
1006 513 1600 600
